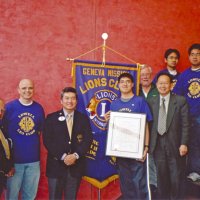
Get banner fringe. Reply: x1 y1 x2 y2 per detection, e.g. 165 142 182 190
83 175 119 189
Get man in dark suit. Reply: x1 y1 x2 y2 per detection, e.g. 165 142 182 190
43 87 93 200
0 98 14 197
148 73 189 199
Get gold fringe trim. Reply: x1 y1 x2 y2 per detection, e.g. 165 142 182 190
82 175 119 189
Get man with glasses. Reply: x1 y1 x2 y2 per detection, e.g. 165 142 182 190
173 43 200 183
105 73 152 200
148 73 189 199
153 49 180 89
139 64 158 99
139 65 159 198
43 87 93 200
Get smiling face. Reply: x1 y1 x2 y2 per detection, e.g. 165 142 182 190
61 92 77 113
18 79 34 103
156 75 172 97
189 49 200 69
118 77 134 96
140 67 152 87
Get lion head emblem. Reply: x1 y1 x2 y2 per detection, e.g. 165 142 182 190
86 96 99 119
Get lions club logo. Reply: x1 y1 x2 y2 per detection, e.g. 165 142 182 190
86 90 117 130
188 78 200 98
189 82 200 96
18 113 35 136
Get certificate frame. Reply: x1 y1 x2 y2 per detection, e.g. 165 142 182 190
106 111 146 159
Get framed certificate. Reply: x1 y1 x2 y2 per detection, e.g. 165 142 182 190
106 111 146 159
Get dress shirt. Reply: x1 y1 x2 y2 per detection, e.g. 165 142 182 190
61 109 79 160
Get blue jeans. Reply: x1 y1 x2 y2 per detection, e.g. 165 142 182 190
6 161 40 200
117 158 149 200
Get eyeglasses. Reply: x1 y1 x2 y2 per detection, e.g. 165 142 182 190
190 53 200 57
167 56 179 60
141 73 151 78
119 80 132 84
64 97 77 101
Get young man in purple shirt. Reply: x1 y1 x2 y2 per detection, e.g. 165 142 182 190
153 48 180 89
105 73 152 199
173 43 200 182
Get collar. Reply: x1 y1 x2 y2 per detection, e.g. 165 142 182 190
191 66 200 71
160 93 170 102
168 69 177 75
19 99 33 106
63 109 74 118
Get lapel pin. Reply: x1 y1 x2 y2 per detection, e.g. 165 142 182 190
58 116 65 121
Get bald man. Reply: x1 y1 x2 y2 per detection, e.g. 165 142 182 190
3 79 45 200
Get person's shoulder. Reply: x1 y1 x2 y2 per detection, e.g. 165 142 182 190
160 69 168 73
32 101 44 109
5 99 19 112
171 93 187 103
6 99 18 107
155 68 168 76
134 95 146 102
75 110 88 119
111 97 121 105
46 110 62 118
179 67 191 75
147 95 158 104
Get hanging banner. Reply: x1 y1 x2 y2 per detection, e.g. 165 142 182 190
73 59 140 189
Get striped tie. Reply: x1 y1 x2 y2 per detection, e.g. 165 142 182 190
158 98 167 135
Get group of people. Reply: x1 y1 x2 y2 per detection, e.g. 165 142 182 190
0 80 93 200
105 43 200 200
0 43 199 200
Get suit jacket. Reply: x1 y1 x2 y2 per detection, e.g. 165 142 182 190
148 93 190 158
0 128 13 174
43 109 93 179
0 127 13 192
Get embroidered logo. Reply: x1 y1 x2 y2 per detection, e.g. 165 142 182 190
17 112 35 136
188 78 200 99
77 134 83 143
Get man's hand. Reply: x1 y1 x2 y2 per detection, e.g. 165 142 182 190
5 167 15 177
104 111 111 122
179 145 188 156
64 154 77 166
137 147 148 162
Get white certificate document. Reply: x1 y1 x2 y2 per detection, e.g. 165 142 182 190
106 112 146 159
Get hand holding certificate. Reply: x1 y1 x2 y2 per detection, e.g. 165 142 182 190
106 112 147 159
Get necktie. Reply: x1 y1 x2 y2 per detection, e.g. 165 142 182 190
0 129 10 159
158 98 167 135
67 115 73 139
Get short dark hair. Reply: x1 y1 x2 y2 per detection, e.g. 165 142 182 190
60 87 78 99
156 72 173 83
118 73 134 83
188 43 200 55
164 49 180 59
